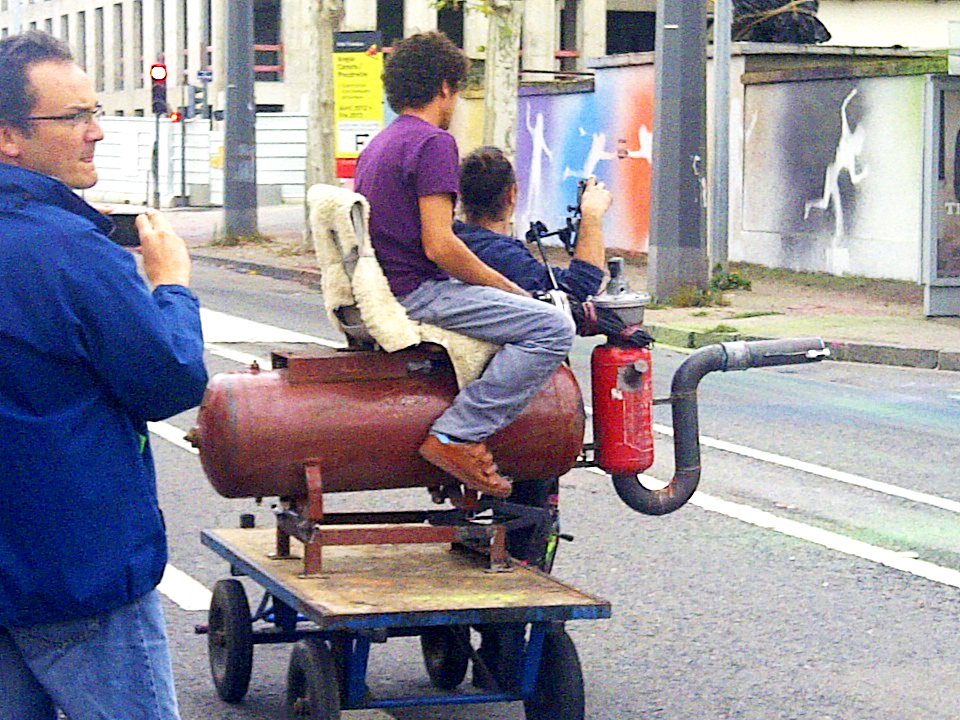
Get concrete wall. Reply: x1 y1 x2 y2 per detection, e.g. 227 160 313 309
510 45 945 282
819 0 960 49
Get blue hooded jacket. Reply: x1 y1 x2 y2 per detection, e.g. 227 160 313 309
0 164 207 626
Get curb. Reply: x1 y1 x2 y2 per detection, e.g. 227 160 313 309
645 323 959 372
192 252 323 290
192 252 959 373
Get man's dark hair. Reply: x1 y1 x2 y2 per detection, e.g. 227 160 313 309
460 146 516 223
383 31 469 113
0 31 74 132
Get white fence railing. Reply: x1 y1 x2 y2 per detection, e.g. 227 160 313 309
85 114 308 208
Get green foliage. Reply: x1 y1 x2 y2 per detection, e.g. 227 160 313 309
667 285 730 308
710 264 752 291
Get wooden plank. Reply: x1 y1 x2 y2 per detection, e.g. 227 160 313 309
202 527 610 630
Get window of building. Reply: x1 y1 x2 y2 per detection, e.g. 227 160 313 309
94 6 104 91
377 0 402 48
133 0 143 88
254 0 281 82
76 11 86 69
114 3 124 90
438 3 464 48
607 11 656 54
60 14 69 44
44 17 52 34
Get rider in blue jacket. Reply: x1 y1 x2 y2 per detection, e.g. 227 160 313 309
454 145 612 302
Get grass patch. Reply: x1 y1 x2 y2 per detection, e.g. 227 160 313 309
705 324 739 334
729 310 785 319
210 229 275 247
667 286 730 308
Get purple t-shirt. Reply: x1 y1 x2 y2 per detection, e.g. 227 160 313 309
354 114 460 297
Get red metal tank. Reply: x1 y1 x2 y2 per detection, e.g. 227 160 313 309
194 347 585 499
590 343 654 475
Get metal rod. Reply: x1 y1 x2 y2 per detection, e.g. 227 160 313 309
711 0 732 272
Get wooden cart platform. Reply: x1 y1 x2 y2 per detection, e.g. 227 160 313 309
202 527 611 630
200 526 610 718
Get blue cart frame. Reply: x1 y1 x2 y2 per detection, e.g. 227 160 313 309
200 527 611 719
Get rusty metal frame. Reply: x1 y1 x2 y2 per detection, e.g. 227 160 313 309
274 462 513 576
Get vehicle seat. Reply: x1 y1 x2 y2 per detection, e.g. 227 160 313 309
308 183 498 387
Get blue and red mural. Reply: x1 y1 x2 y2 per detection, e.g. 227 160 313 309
516 63 656 255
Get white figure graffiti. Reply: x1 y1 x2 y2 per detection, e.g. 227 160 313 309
625 124 653 163
524 105 554 220
562 127 616 180
803 88 868 240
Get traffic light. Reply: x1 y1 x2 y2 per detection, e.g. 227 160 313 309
150 64 167 115
169 110 182 123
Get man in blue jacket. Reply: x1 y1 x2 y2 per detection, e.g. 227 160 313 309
455 145 612 302
0 31 207 719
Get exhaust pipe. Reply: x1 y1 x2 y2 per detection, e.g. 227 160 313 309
613 337 829 515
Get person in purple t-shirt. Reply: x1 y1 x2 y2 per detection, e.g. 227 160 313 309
354 31 575 500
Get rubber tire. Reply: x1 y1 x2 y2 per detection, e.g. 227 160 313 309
286 639 342 720
207 579 254 703
420 626 470 690
523 629 585 720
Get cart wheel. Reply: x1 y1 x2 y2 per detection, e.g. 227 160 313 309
523 629 584 720
420 626 470 690
207 579 254 703
286 639 341 720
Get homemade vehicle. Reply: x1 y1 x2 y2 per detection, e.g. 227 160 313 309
191 184 829 719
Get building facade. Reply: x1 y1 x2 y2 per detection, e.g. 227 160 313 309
0 0 658 119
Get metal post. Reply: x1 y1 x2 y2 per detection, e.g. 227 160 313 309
152 112 160 209
224 0 257 239
648 0 709 302
710 0 732 273
179 114 188 206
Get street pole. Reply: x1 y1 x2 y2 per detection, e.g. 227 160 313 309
711 0 732 273
224 0 257 239
648 0 709 302
152 112 160 209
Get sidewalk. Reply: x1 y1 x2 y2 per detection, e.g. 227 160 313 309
165 204 960 372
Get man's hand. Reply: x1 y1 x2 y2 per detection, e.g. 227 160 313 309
579 176 612 221
135 209 192 288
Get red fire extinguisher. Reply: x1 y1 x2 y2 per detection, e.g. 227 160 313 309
592 342 654 475
589 259 655 476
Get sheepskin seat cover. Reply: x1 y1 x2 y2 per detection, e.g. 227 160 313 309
308 183 498 387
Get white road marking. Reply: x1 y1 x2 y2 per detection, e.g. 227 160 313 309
200 308 344 347
147 420 197 455
586 467 960 589
692 491 960 588
652 422 960 515
157 563 212 611
204 343 269 368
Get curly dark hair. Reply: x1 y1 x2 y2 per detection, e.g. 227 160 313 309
383 31 469 113
0 31 74 133
460 146 517 223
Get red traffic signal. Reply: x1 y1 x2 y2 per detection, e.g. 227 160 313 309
149 64 167 82
150 64 167 115
169 111 182 123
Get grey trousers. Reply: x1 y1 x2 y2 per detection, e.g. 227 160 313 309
399 279 575 442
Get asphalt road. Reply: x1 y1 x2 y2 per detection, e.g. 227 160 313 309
154 261 960 720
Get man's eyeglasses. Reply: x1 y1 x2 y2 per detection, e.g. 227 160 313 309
27 104 104 128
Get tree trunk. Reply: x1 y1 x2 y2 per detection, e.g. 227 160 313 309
483 0 524 161
304 0 344 246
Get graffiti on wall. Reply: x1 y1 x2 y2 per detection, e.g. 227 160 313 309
516 63 656 254
742 75 925 279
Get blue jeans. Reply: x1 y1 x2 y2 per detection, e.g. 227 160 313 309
0 590 180 720
400 279 576 442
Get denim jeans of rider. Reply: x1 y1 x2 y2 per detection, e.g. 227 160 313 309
0 589 180 720
399 279 576 442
